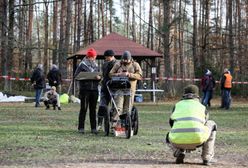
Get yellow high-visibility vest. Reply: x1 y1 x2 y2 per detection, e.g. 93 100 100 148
169 99 209 146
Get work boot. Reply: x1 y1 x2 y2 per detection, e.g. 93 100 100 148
176 153 185 164
78 128 84 134
53 106 56 110
46 105 50 110
91 129 98 135
203 160 211 166
58 107 61 110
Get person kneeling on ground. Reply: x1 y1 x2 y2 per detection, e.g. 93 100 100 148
166 84 217 166
43 86 61 110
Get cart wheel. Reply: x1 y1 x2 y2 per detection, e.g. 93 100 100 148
131 106 139 135
125 113 132 139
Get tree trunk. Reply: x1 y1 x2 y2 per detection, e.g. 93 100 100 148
76 0 82 51
0 0 8 81
147 0 153 49
131 0 136 41
52 0 58 64
163 0 175 97
83 0 87 46
35 4 41 64
88 0 94 43
101 0 105 37
109 0 113 33
43 1 49 74
63 0 72 78
228 0 234 73
192 0 198 77
58 0 65 75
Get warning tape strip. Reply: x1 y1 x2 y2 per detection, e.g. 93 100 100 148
1 75 248 84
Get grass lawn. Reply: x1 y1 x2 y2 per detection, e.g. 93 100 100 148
0 100 248 167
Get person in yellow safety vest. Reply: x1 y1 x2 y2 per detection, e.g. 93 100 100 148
220 68 232 109
166 84 217 166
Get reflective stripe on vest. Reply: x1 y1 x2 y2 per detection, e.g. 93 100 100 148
170 128 205 133
224 73 232 88
169 99 209 145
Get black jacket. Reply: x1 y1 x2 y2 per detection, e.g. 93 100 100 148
47 68 62 87
31 68 45 89
74 57 100 91
101 59 116 90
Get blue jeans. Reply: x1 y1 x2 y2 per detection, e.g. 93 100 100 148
202 90 212 106
222 89 231 109
35 89 43 107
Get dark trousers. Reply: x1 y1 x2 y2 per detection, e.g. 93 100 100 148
202 90 213 106
35 89 43 106
78 90 98 130
221 89 231 109
98 89 111 125
44 99 57 108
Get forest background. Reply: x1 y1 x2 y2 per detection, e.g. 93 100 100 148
0 0 248 97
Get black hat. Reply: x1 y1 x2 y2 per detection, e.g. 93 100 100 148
183 84 199 96
122 51 132 60
104 50 115 56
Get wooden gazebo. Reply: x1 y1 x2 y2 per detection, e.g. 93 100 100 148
67 32 163 101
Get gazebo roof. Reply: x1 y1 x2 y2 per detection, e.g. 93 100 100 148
67 32 163 60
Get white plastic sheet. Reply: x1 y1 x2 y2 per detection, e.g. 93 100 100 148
0 92 27 102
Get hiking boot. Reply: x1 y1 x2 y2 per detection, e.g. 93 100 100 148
203 158 217 166
46 105 50 110
58 107 61 110
176 153 185 164
78 128 84 134
203 160 211 166
91 129 98 135
53 106 56 110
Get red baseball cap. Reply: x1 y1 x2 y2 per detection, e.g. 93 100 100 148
86 48 97 58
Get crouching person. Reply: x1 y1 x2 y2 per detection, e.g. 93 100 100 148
43 86 61 110
166 85 217 166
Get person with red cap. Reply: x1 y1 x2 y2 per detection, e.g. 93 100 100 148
74 48 101 134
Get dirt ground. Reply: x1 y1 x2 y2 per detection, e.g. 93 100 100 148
32 152 248 168
47 159 247 168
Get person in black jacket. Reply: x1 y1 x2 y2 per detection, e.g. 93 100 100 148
30 64 46 107
201 69 216 107
47 64 62 94
97 50 116 134
74 48 101 134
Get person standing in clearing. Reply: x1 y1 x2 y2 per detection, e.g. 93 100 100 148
47 64 62 94
74 48 101 135
30 64 46 107
97 49 117 134
220 68 232 109
109 51 142 121
201 69 216 107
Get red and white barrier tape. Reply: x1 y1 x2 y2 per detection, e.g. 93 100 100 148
1 75 248 84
